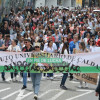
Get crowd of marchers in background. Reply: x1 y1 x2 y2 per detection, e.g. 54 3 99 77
0 5 100 100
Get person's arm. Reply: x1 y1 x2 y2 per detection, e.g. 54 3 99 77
73 48 76 54
43 46 47 52
0 44 5 49
17 46 21 52
95 77 100 96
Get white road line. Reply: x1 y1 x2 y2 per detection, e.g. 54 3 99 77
21 92 33 99
70 81 79 83
39 89 61 98
1 89 21 100
76 89 92 92
15 90 25 100
0 88 10 93
48 90 65 100
66 90 94 100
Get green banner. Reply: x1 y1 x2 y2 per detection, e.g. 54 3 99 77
26 58 63 63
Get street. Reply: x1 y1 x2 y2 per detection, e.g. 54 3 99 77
0 73 98 100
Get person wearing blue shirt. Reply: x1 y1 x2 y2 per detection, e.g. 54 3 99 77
69 34 80 54
69 34 80 80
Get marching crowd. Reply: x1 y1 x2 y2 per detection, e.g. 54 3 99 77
0 5 100 100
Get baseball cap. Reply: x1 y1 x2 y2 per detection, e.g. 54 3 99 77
87 27 91 30
24 38 31 42
34 43 41 47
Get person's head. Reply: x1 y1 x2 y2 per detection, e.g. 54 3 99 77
5 14 8 18
4 23 8 29
97 31 100 36
24 39 31 47
67 33 72 39
74 24 77 28
73 29 77 34
23 33 28 38
86 33 90 38
5 34 10 40
88 38 96 46
62 41 69 54
12 39 18 46
34 43 40 51
63 37 68 43
73 34 79 42
79 42 86 51
91 34 95 39
55 30 59 35
48 40 53 47
87 27 91 32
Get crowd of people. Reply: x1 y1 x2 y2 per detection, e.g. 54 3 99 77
0 5 100 100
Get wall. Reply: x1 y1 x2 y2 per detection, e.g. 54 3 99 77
35 0 45 8
62 0 71 7
45 0 57 8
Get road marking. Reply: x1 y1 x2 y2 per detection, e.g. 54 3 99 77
0 88 10 93
1 89 21 100
66 90 94 100
76 89 92 92
70 81 79 83
39 89 61 98
21 92 33 99
48 90 65 100
15 90 25 100
15 89 33 100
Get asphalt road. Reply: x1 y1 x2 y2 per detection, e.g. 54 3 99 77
0 73 99 100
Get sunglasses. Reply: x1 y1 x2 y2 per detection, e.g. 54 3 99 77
35 46 40 48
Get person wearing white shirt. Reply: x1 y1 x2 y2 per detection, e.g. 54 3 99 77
44 40 57 80
7 39 21 81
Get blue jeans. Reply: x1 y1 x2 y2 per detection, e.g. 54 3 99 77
23 73 27 86
10 72 17 79
31 73 42 95
1 72 5 79
60 73 68 86
47 73 53 77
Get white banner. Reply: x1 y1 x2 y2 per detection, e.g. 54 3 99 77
0 52 100 67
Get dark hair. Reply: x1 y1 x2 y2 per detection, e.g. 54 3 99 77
79 42 86 51
62 37 68 43
62 42 69 54
14 39 18 45
88 38 96 46
48 40 52 47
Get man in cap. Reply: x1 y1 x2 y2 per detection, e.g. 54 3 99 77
82 27 92 38
21 38 34 89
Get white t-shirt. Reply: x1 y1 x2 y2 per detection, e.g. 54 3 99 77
7 45 21 52
44 43 57 51
64 49 68 55
90 46 97 52
59 43 63 53
43 43 57 53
